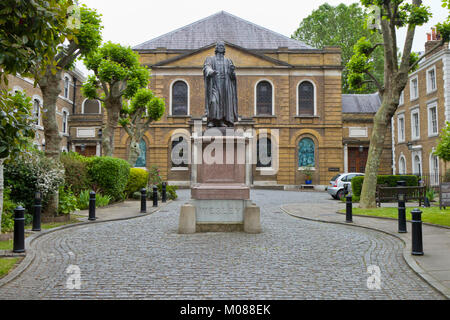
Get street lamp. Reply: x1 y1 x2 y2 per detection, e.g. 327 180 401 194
407 141 413 150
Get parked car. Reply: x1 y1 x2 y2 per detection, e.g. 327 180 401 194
327 173 365 200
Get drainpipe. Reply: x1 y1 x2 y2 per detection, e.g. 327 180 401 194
72 77 77 114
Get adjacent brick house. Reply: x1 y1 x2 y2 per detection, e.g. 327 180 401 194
392 30 450 186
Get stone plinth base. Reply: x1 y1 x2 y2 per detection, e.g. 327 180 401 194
178 201 261 234
191 183 250 200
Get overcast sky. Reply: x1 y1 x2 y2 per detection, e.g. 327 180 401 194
76 0 448 75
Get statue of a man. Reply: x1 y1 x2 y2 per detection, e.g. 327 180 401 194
203 41 238 127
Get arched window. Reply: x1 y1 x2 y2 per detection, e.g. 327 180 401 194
64 76 70 99
171 81 188 115
256 81 273 115
298 138 315 168
83 99 101 114
257 137 272 168
413 155 422 175
298 81 315 116
399 156 406 175
134 139 147 168
62 110 68 134
33 99 40 125
171 136 188 168
430 155 439 186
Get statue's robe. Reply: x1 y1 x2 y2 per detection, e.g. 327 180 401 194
203 56 238 126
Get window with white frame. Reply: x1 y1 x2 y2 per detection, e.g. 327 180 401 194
411 109 420 140
410 76 419 100
398 156 406 174
397 114 405 143
413 154 422 175
32 98 40 126
399 91 404 105
62 110 68 134
430 154 439 186
427 103 438 136
64 76 70 99
298 81 315 116
426 66 437 93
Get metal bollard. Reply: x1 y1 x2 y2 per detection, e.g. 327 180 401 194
346 195 353 223
140 188 147 213
397 181 407 233
162 182 167 203
411 208 424 256
13 206 25 253
89 191 96 221
32 191 42 232
153 185 158 207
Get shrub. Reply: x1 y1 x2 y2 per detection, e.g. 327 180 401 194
426 188 436 202
125 168 149 197
351 175 419 197
96 193 111 207
4 149 64 214
60 152 91 195
148 165 162 186
1 189 18 232
87 156 130 201
77 190 91 210
444 169 450 182
58 186 78 215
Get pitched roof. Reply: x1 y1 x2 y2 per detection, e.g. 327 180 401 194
133 11 313 51
342 93 381 113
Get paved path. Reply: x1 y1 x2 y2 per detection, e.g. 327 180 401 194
0 190 445 299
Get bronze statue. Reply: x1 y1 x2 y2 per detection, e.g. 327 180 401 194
203 41 238 127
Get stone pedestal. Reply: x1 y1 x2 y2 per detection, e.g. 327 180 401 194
178 128 261 233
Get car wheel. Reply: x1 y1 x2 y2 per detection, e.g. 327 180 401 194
336 190 344 200
331 195 338 200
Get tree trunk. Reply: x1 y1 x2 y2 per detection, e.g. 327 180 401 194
102 99 121 157
128 136 140 166
38 68 62 216
0 158 4 233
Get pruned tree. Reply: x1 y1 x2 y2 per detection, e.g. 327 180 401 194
347 0 450 208
119 88 165 165
82 42 150 157
292 2 384 93
0 91 35 232
434 122 450 162
34 4 103 160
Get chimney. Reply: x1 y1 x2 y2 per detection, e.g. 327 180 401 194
425 27 445 56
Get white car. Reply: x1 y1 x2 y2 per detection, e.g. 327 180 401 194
327 173 365 200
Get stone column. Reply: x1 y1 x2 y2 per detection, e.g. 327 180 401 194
344 144 348 173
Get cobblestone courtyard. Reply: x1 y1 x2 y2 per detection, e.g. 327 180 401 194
0 190 444 299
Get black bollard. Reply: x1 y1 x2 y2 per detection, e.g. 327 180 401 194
140 188 147 213
32 191 42 232
397 181 407 233
343 184 349 196
162 182 167 203
13 206 25 253
153 185 158 207
346 195 353 223
411 208 424 256
88 191 96 221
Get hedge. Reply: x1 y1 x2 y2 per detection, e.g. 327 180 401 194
125 168 149 197
60 152 91 195
87 156 131 201
351 175 419 197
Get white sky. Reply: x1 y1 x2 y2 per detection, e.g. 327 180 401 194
76 0 448 75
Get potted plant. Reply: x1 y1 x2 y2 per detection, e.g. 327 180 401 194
302 165 314 185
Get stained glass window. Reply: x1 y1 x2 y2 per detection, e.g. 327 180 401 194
172 81 188 115
298 81 314 116
256 81 272 115
134 139 147 168
172 136 188 168
257 138 272 168
298 138 315 167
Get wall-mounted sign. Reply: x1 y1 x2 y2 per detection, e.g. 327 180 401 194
328 168 340 172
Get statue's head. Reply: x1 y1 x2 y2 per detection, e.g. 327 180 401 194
215 41 225 54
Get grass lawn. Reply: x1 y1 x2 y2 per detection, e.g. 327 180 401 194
0 257 20 278
0 239 13 251
339 206 450 227
35 215 84 230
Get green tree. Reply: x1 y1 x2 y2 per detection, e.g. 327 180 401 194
82 42 150 157
119 88 165 165
434 122 450 162
347 0 450 208
0 0 72 82
292 2 384 93
0 91 36 233
34 4 103 161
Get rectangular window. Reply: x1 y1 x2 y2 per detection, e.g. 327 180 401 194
399 91 404 106
427 66 437 93
410 77 419 100
397 114 405 143
428 103 438 136
411 109 420 140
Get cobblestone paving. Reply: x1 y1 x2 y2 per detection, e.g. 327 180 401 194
0 190 444 299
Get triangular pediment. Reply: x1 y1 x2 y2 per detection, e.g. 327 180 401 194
152 42 292 68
